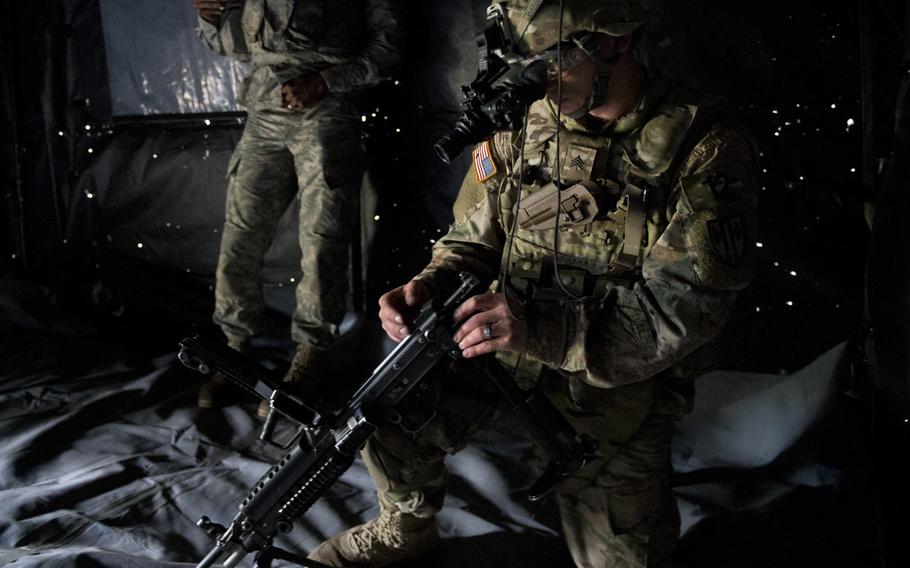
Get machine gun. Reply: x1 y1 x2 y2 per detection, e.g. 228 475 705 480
177 272 597 568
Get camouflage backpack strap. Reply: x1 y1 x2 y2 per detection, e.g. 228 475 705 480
611 183 647 271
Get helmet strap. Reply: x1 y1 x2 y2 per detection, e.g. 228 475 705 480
564 52 617 120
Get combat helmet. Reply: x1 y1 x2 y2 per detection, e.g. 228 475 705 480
497 0 650 57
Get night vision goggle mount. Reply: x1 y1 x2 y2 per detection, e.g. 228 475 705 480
434 4 548 164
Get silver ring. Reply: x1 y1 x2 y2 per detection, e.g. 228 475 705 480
482 324 493 341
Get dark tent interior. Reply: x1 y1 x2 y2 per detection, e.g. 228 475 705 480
2 0 910 566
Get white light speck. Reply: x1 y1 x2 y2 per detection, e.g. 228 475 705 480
371 113 377 117
86 192 94 199
394 80 400 86
429 239 436 244
756 242 764 248
850 168 856 173
11 254 16 259
374 215 380 221
84 124 91 131
830 103 837 109
846 118 855 127
799 176 804 180
790 270 797 276
395 128 401 133
58 131 64 136
786 300 794 306
153 153 158 159
290 277 295 283
773 261 780 267
204 119 211 126
137 243 144 249
774 132 780 137
361 115 367 122
87 148 94 154
772 109 779 114
755 307 761 312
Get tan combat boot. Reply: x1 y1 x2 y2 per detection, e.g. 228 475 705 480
257 343 330 418
307 505 439 567
197 336 250 408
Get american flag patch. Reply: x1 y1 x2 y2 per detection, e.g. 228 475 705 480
472 140 497 182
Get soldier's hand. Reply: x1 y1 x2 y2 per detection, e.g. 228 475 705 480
378 280 431 343
192 0 227 23
281 74 329 110
453 292 527 358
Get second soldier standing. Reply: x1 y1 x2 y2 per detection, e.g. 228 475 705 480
191 0 405 412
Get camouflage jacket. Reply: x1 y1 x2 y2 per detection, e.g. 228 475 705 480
418 77 759 390
197 0 404 109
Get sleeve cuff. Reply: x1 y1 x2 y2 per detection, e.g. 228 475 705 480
524 302 571 369
319 67 346 93
197 15 220 35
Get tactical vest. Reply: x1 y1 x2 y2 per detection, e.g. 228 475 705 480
241 0 366 55
486 83 719 394
492 84 704 302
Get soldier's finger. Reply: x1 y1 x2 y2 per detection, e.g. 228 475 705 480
194 0 227 10
463 337 507 358
378 304 405 327
453 311 497 344
453 293 497 322
380 319 408 342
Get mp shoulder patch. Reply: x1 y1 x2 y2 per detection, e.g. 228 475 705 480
472 140 498 183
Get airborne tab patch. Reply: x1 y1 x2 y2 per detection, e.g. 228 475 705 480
472 140 498 183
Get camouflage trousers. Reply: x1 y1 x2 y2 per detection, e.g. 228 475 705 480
213 96 363 347
362 363 685 567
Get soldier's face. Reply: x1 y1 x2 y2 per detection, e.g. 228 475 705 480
544 34 633 116
545 48 599 115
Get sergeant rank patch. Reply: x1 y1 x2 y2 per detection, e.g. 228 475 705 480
473 140 497 182
707 216 745 266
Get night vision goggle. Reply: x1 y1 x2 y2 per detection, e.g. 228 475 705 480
433 4 548 164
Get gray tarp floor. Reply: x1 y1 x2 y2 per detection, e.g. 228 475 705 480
0 281 867 567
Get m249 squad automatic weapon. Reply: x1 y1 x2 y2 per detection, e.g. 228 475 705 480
178 272 596 568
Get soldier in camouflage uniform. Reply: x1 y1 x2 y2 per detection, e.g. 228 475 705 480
191 0 404 410
310 1 758 566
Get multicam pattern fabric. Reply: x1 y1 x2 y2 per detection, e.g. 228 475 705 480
390 76 759 567
500 0 652 56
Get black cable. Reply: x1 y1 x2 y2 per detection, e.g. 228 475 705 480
550 0 585 301
499 108 531 321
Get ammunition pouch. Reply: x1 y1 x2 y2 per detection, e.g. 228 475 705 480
507 259 623 302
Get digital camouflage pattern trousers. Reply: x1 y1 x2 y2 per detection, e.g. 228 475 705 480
213 96 363 347
362 361 687 568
